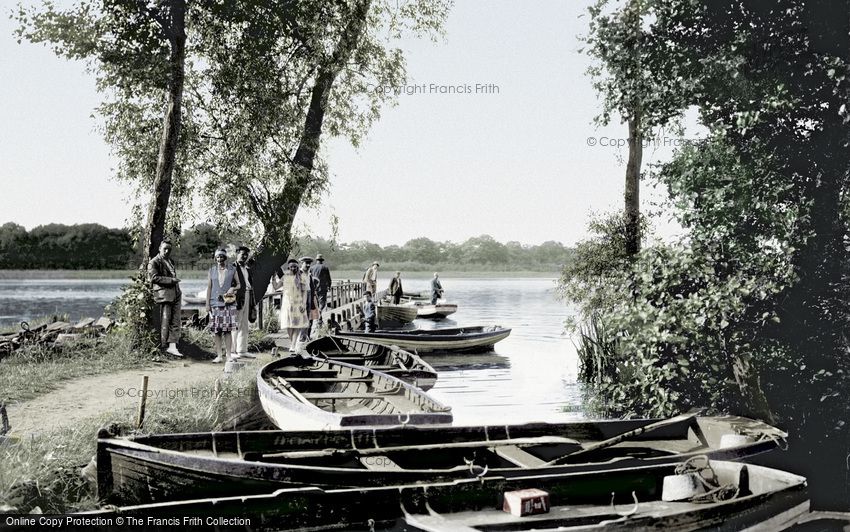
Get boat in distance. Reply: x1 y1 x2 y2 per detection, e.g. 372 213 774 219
96 414 787 505
303 335 438 390
89 459 808 532
413 301 458 319
257 355 452 430
337 325 511 353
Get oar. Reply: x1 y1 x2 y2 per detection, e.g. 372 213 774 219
544 410 703 466
258 435 582 461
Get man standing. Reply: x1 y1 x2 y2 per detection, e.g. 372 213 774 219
147 239 183 357
430 272 444 305
363 261 379 297
309 253 332 313
388 271 404 304
300 256 318 342
232 245 256 359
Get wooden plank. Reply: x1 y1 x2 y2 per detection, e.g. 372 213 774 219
493 445 547 468
300 393 382 400
284 377 373 383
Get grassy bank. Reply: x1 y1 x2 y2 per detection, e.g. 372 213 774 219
0 331 150 404
0 362 264 513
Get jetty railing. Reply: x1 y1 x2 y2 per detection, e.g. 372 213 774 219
257 281 384 331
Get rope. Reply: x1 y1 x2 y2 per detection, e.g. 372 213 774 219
674 455 740 503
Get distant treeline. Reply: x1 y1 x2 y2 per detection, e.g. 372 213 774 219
0 222 573 272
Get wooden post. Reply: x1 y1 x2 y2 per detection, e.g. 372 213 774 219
136 375 149 429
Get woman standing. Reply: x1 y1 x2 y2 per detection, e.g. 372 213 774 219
272 258 309 352
206 249 241 363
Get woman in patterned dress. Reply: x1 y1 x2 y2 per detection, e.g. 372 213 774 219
206 249 241 363
272 258 308 352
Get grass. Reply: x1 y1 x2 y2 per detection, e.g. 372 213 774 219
0 329 151 404
0 358 264 513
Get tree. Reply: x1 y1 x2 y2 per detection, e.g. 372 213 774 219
17 0 190 264
569 0 850 508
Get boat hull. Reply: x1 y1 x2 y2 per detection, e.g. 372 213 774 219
338 326 511 353
257 356 452 430
97 416 787 506
90 460 808 532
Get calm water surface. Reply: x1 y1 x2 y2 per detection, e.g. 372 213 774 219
0 276 584 422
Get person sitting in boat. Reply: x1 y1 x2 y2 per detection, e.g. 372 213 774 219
272 258 309 353
206 249 241 364
430 272 444 304
388 271 404 304
362 291 377 332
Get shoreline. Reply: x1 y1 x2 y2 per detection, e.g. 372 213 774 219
0 269 560 280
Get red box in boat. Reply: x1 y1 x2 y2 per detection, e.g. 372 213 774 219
502 488 550 517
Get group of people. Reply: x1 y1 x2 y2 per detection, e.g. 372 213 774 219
148 240 332 361
358 268 445 333
273 254 332 353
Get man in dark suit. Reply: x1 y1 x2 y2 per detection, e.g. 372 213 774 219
388 271 404 304
147 239 183 357
309 254 332 313
232 245 256 359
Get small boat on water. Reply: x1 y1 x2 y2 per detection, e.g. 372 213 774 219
303 335 438 390
338 325 511 353
257 356 452 430
90 460 808 531
96 414 786 505
376 302 418 327
414 301 458 319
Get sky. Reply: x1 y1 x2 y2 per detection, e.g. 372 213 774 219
0 1 694 246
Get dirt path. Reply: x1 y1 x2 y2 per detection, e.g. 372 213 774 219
5 358 234 436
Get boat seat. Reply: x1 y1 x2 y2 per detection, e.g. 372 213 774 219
284 377 373 383
301 393 384 400
492 445 547 468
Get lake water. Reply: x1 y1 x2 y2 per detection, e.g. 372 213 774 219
0 275 585 423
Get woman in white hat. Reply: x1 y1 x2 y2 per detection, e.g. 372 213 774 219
272 258 309 352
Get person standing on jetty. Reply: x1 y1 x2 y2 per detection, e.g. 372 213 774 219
363 261 379 296
388 271 404 304
430 272 444 304
309 254 332 314
231 245 256 360
362 291 377 332
273 258 309 352
206 249 241 364
300 256 320 342
147 239 184 357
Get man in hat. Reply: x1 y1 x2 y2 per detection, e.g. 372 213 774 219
309 253 332 314
363 261 380 297
388 271 404 304
299 256 318 341
231 245 256 359
147 239 183 357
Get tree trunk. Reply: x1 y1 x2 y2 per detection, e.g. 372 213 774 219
624 114 642 255
141 0 187 265
251 0 372 306
730 350 774 424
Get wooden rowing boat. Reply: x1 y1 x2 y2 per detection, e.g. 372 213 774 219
338 325 511 353
257 356 452 430
96 414 787 505
414 302 458 319
89 460 808 531
376 302 418 327
303 335 438 390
